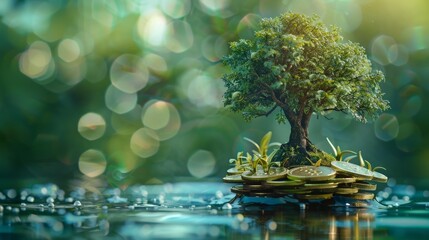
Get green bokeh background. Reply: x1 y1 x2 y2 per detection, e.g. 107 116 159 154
1 0 428 187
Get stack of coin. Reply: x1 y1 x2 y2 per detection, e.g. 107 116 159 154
330 161 388 200
223 161 388 202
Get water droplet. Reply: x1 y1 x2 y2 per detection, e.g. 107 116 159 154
267 220 278 231
0 206 3 212
73 201 82 208
26 196 35 203
46 197 55 204
7 189 17 199
222 203 232 210
48 202 55 208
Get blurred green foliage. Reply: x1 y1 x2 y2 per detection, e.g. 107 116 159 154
1 0 429 187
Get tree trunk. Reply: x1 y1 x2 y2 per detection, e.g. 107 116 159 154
283 108 311 152
288 121 307 151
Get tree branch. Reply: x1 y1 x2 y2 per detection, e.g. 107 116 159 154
323 107 347 114
262 82 287 109
254 105 278 117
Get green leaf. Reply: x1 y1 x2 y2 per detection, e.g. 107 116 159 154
364 160 372 171
326 137 337 156
259 131 272 156
358 151 365 167
344 155 356 162
244 137 261 153
373 166 387 172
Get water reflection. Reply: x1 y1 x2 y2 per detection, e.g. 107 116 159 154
0 182 428 239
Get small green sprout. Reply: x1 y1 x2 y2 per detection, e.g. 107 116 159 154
356 151 387 172
326 137 356 161
229 151 246 171
306 158 323 167
244 131 280 158
233 131 281 174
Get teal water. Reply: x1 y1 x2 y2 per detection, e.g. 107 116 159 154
0 182 428 239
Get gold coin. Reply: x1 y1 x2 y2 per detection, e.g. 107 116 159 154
241 168 288 182
265 179 305 187
328 177 356 184
330 161 373 180
303 182 338 190
312 187 338 194
226 167 245 175
343 192 374 200
351 181 377 191
246 191 279 197
372 171 388 183
294 193 333 200
335 187 359 195
287 166 336 181
230 185 249 194
222 175 244 183
275 188 312 195
242 184 272 190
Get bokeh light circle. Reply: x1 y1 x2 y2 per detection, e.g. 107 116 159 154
143 53 167 73
331 1 362 33
374 113 399 142
78 112 106 141
57 38 81 63
142 100 181 140
187 150 216 178
130 128 160 158
110 54 149 94
142 101 170 130
237 13 261 39
78 149 107 178
395 122 422 152
111 105 142 135
105 84 137 114
186 75 224 109
19 41 53 79
371 35 396 66
137 10 168 47
201 36 227 62
160 0 191 19
165 20 194 53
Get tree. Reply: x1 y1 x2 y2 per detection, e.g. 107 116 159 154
222 12 389 166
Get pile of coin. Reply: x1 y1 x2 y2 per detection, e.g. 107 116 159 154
223 161 388 201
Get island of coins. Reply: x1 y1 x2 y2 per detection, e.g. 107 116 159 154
223 161 388 202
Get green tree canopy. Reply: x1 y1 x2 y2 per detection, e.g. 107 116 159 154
223 12 389 160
